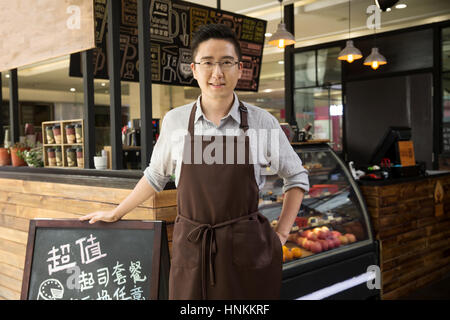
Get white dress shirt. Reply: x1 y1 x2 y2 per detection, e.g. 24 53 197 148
143 92 309 194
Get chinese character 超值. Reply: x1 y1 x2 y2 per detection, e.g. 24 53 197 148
47 244 77 275
75 234 107 265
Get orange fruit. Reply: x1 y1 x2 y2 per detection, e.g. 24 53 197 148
291 247 302 258
285 250 293 261
282 245 289 254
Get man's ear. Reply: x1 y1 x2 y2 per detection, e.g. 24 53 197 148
238 61 243 79
190 62 198 80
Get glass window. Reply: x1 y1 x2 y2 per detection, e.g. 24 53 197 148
295 50 316 88
439 27 450 169
294 86 343 151
318 47 341 86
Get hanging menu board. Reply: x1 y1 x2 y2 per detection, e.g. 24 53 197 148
21 219 170 300
69 0 267 91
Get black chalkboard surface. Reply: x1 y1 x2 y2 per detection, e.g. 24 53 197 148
21 219 170 300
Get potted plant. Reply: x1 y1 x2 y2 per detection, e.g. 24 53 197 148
10 142 29 167
0 146 11 166
94 151 107 170
18 147 44 168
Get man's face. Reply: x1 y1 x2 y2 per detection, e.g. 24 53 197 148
191 39 243 101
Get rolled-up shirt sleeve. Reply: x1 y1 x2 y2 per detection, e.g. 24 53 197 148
266 114 310 194
142 112 174 192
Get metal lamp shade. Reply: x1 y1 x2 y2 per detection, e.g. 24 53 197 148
363 47 387 70
268 23 296 49
338 40 363 63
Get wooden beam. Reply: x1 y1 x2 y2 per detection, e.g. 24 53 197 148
9 69 19 143
284 4 295 126
82 50 95 168
107 0 123 169
137 0 154 170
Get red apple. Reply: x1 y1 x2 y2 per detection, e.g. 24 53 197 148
319 239 329 251
303 230 313 238
310 241 323 253
333 237 341 248
307 232 318 241
331 231 342 238
327 239 335 249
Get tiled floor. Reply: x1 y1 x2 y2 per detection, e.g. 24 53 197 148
398 273 450 300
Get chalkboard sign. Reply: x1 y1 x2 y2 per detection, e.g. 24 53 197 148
21 219 170 300
69 0 267 91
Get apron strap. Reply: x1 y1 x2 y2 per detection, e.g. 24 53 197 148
187 99 250 137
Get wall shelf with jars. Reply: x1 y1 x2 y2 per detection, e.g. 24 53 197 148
41 119 84 169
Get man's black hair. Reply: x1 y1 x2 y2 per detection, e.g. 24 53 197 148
191 24 242 61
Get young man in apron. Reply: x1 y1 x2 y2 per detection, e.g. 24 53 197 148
80 24 309 300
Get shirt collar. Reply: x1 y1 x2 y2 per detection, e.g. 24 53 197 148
194 92 241 124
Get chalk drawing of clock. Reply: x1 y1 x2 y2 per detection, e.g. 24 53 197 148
37 279 64 300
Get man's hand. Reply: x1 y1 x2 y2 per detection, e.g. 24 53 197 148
79 210 119 224
276 231 288 246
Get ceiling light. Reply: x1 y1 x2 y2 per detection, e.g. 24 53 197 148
338 40 363 63
70 88 76 92
395 3 407 9
268 0 296 49
5 74 10 78
364 47 387 70
278 60 284 64
265 32 272 37
375 0 399 12
101 82 106 87
338 0 362 63
386 8 391 12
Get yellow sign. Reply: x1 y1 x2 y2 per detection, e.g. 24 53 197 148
0 0 95 72
397 140 416 167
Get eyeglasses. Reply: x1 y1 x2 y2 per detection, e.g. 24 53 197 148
193 60 240 71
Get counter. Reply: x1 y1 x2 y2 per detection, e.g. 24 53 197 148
0 166 177 300
359 171 450 299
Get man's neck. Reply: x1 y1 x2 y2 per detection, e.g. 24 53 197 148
200 94 235 126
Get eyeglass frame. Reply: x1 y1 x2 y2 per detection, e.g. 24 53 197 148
192 59 241 71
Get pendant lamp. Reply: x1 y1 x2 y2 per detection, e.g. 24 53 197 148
364 27 387 70
268 0 296 49
338 0 362 63
364 47 387 70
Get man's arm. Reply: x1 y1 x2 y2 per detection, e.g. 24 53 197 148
79 176 157 224
275 187 305 245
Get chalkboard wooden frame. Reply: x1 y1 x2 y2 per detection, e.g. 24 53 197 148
21 219 168 300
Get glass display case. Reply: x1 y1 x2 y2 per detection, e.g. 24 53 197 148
259 143 379 299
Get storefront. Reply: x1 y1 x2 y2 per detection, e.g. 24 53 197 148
1 0 450 300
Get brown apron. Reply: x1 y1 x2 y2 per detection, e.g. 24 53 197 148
168 101 283 300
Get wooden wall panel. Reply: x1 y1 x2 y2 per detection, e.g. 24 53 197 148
0 0 95 72
0 177 177 300
361 176 450 299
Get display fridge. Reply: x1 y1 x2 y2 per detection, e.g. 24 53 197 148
259 142 380 300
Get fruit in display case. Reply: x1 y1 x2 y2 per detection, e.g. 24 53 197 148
345 233 357 243
291 247 302 258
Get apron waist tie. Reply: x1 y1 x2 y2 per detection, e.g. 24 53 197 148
177 211 261 299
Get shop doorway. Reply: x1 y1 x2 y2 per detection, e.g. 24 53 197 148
345 73 433 168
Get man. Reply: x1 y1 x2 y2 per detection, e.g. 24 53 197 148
80 24 309 299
